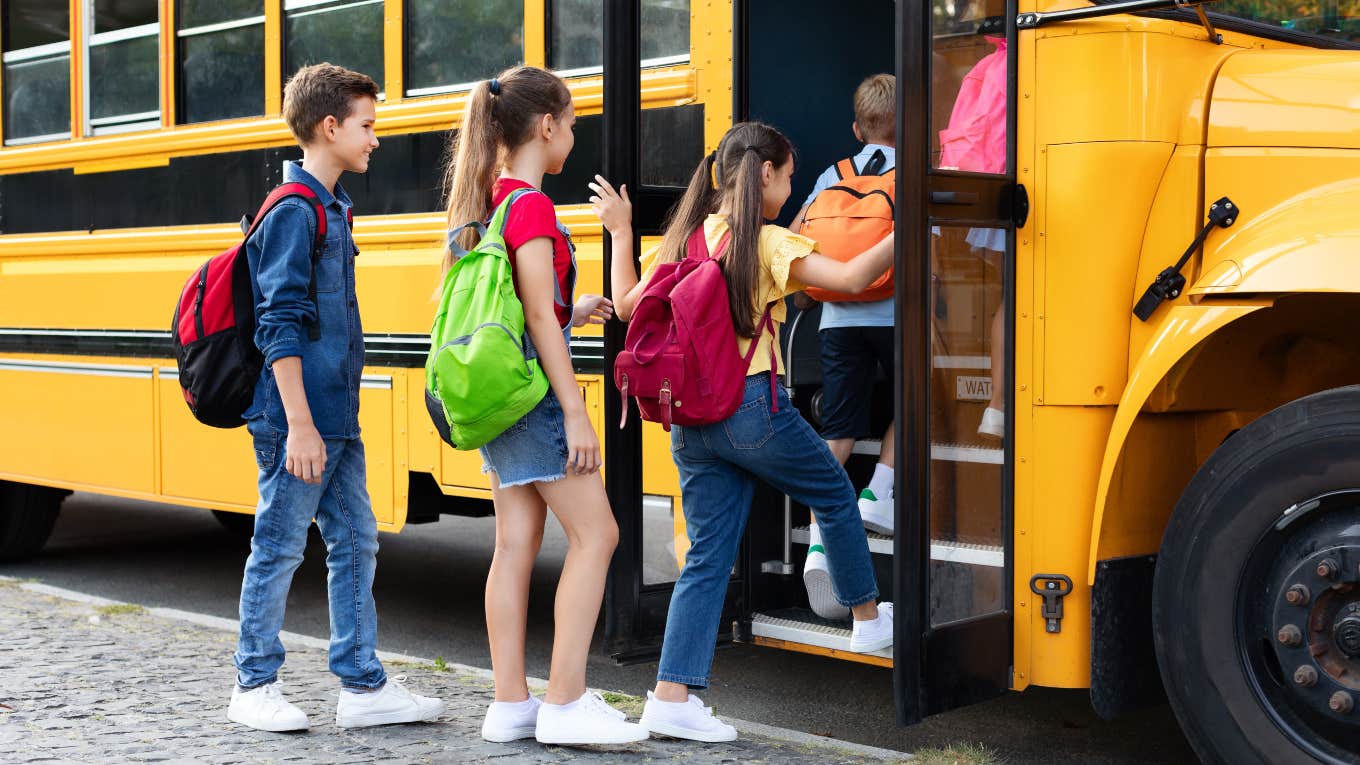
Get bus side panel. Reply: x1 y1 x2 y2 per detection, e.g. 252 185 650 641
0 360 156 494
158 370 257 509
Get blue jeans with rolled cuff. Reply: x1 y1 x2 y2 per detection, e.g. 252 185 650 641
657 373 879 689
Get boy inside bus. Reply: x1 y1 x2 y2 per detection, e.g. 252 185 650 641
789 74 898 619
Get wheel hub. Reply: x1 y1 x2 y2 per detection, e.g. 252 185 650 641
1271 543 1360 721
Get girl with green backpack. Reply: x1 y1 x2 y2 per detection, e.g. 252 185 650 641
441 66 644 746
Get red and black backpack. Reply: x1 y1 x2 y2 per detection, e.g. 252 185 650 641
171 183 343 428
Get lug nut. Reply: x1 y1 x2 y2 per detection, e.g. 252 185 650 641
1330 692 1354 714
1285 584 1311 606
1294 665 1319 687
1277 624 1303 647
1317 558 1340 579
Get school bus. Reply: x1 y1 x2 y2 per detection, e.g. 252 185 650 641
2 1 1359 762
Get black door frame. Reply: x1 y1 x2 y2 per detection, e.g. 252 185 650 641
894 0 1020 724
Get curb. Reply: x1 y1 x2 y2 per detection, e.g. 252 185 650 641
4 576 912 761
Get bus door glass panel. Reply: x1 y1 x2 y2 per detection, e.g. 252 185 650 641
283 0 384 91
88 0 160 135
3 0 71 144
177 1 265 124
927 0 1010 627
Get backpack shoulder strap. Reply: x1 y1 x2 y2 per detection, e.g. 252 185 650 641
862 148 889 176
245 182 329 341
834 158 856 180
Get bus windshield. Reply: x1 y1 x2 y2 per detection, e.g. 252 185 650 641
1211 0 1360 45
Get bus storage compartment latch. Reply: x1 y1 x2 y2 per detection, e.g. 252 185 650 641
1030 574 1074 634
1133 196 1239 322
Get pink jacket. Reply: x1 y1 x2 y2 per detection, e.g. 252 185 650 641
938 37 1007 174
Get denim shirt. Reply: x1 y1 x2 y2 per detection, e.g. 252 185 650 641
243 161 364 439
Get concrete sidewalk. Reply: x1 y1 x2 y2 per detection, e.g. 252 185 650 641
0 578 910 764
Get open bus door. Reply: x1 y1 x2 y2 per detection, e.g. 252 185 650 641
894 0 1019 723
604 0 1020 726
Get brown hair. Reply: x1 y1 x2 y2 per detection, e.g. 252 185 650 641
656 122 794 337
441 65 572 275
854 74 896 144
282 63 380 145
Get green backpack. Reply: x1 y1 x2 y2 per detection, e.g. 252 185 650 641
424 189 549 450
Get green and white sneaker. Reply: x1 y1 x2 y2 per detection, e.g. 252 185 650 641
803 524 849 620
859 489 894 536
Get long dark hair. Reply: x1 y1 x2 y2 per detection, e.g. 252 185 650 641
441 65 571 275
656 122 794 337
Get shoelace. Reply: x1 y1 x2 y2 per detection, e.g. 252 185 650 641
582 691 626 720
687 695 717 718
262 683 284 701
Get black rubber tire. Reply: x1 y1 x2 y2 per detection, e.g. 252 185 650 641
1153 385 1360 765
212 509 257 539
0 481 66 563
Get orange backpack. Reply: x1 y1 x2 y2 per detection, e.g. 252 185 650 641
801 150 895 303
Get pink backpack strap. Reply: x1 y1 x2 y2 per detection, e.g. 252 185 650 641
686 227 732 261
740 305 779 413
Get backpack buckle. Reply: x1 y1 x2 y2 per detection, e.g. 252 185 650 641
659 379 672 432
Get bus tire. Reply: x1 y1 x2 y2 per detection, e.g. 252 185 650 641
0 481 66 563
1153 385 1360 765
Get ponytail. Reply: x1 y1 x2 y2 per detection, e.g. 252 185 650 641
657 121 793 337
442 80 498 273
441 66 572 277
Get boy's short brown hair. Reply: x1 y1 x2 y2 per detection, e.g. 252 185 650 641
854 74 896 144
283 63 380 144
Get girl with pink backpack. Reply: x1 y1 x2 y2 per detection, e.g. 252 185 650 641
592 121 896 742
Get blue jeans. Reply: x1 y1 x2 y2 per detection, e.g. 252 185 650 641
657 374 879 689
234 425 386 691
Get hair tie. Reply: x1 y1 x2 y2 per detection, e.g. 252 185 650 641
743 145 760 154
488 78 501 96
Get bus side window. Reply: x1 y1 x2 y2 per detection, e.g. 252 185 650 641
2 1 72 145
284 0 384 93
88 0 161 136
177 1 266 124
405 1 525 99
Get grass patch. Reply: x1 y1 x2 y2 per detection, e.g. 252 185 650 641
599 691 645 718
95 604 146 617
432 656 449 672
911 743 998 765
0 577 38 588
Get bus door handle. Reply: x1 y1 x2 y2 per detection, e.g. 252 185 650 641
930 191 978 205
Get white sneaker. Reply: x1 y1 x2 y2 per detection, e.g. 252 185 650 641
849 602 894 653
803 526 849 620
639 691 738 742
228 681 309 732
535 691 649 745
978 407 1004 438
481 695 542 742
858 488 894 536
335 676 444 729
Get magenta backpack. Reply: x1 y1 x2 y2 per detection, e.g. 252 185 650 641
614 227 775 432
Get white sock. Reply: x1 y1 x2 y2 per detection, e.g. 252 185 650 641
808 522 823 547
867 464 894 498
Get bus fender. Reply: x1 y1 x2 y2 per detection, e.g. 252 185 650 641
1087 302 1267 586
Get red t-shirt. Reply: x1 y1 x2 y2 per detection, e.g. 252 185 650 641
492 178 573 328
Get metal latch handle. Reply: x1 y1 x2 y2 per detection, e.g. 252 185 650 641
1030 574 1073 634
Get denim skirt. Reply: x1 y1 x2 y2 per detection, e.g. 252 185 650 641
479 387 569 487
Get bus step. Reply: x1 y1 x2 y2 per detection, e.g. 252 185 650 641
932 354 992 370
749 608 893 662
791 526 1004 568
851 439 1003 465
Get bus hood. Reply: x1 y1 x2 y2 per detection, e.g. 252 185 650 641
1208 50 1360 149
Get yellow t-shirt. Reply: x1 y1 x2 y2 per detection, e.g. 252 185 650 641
639 214 817 377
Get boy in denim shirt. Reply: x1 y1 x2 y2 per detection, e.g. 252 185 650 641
228 63 442 732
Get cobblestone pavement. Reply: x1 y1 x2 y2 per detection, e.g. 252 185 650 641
0 581 909 764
